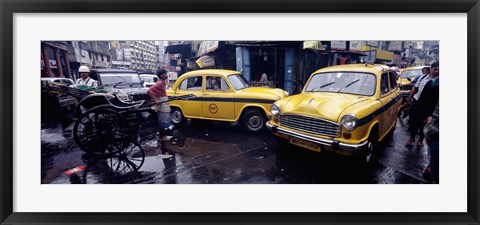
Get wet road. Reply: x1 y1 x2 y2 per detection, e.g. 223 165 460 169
41 113 431 184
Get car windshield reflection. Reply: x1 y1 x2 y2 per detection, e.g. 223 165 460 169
100 73 142 87
227 74 250 90
304 72 376 96
400 69 423 79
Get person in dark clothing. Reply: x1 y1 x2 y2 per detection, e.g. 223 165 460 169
423 103 439 183
405 62 439 147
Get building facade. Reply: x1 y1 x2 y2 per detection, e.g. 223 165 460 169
66 41 111 80
155 41 169 71
41 41 72 78
126 41 157 73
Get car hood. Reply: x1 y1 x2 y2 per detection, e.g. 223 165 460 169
398 78 411 86
236 87 288 101
278 92 371 122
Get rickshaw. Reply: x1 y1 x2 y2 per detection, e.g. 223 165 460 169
43 82 193 163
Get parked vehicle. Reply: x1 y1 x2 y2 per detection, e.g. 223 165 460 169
397 66 427 96
41 77 75 86
266 64 402 164
167 69 289 133
40 77 76 109
88 69 152 111
139 74 158 88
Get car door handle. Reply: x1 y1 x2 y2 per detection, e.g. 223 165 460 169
203 93 209 96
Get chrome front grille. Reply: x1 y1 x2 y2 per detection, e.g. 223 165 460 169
279 114 340 137
130 93 149 101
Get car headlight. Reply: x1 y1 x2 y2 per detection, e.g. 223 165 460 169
270 104 280 116
341 114 358 130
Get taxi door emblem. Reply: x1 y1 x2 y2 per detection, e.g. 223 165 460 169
209 103 218 114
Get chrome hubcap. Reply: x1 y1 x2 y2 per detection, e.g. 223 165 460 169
172 110 182 123
248 116 262 129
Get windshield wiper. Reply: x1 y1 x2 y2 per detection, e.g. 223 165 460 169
308 81 335 92
337 79 360 93
113 81 126 88
320 81 335 88
129 82 142 87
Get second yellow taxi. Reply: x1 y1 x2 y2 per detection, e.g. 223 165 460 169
167 69 288 133
266 64 402 164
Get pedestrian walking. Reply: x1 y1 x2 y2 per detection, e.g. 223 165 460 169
405 62 439 147
401 66 431 119
147 69 173 158
423 102 439 183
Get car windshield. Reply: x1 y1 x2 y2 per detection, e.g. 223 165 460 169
140 76 157 83
304 72 376 96
400 69 423 78
99 73 142 86
227 74 250 90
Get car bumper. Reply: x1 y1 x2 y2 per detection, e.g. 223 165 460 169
266 121 369 152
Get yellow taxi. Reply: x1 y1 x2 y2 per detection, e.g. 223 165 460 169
167 69 288 133
266 64 402 164
397 66 428 96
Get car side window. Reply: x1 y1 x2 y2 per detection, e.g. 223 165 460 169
179 76 203 90
388 72 397 90
206 76 230 91
381 73 390 95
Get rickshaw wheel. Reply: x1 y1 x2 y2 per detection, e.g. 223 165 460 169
73 107 133 155
80 142 145 183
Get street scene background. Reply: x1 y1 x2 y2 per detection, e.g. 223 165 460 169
41 40 439 184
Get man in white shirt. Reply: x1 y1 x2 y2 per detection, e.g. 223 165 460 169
76 65 98 88
405 62 439 147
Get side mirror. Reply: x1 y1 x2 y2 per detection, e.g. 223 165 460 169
407 78 411 81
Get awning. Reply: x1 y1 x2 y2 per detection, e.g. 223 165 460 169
44 41 68 51
303 41 325 51
197 41 219 56
360 46 394 61
165 44 191 57
196 55 215 68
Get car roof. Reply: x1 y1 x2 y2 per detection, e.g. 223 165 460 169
400 65 429 71
139 74 157 77
312 64 391 75
182 69 242 77
91 69 138 73
40 77 73 81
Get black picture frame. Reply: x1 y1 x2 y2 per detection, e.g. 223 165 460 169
1 0 479 224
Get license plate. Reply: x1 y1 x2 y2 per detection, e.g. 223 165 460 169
290 138 321 152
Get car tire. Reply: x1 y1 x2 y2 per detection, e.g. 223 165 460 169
170 107 186 125
241 109 267 133
355 129 378 169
